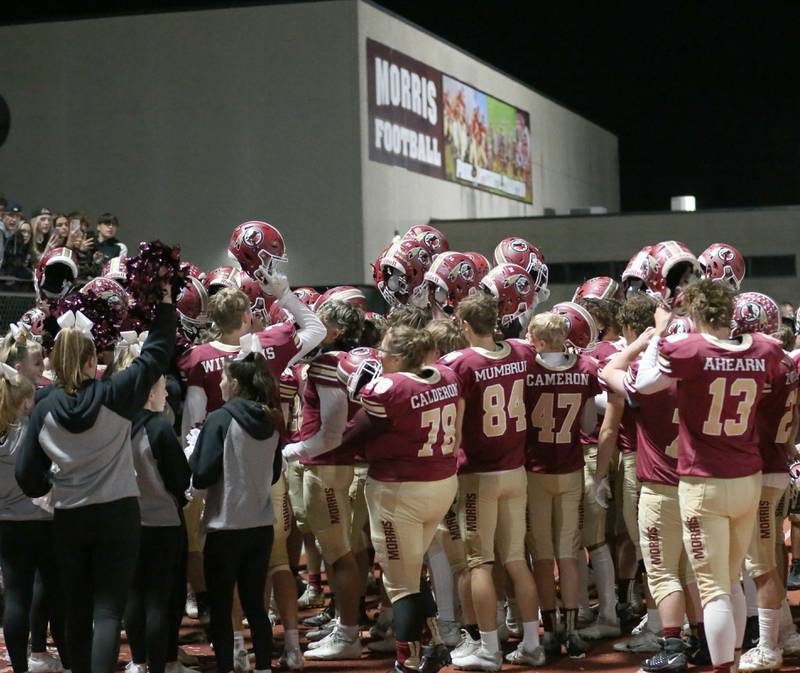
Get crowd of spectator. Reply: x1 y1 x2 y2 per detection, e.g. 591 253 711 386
0 196 127 285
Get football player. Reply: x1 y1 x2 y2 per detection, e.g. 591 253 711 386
361 325 463 673
524 308 601 658
441 293 543 671
635 279 788 673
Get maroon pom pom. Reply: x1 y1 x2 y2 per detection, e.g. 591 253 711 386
127 240 188 309
54 292 120 351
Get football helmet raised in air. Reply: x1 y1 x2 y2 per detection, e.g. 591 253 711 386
730 292 779 337
463 252 491 281
80 277 130 325
240 275 275 326
424 252 479 315
19 308 47 339
102 256 128 284
573 276 623 303
493 237 549 301
337 347 383 402
293 287 321 310
317 286 369 312
379 239 432 307
228 220 287 275
551 301 599 352
403 225 449 257
177 276 210 337
651 240 701 303
666 316 694 336
698 243 745 290
479 263 536 327
621 246 666 300
202 266 242 296
34 247 79 301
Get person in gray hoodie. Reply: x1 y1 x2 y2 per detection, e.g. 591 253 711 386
0 365 69 673
190 350 283 673
16 284 175 673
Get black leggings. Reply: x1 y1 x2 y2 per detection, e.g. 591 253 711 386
0 520 69 673
168 522 188 663
124 525 184 673
54 497 141 673
204 526 274 673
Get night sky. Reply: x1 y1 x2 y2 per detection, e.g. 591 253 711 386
6 1 800 211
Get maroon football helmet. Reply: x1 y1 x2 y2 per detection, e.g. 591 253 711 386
228 220 287 275
731 292 779 337
551 301 599 352
380 239 433 307
621 246 667 300
402 225 449 257
337 347 383 401
177 276 210 335
699 243 745 290
241 275 276 326
102 256 128 284
464 252 491 281
492 238 549 301
651 240 701 302
317 286 369 312
80 277 130 326
424 252 478 315
203 266 242 296
479 263 536 327
34 247 79 300
573 276 623 303
293 287 321 310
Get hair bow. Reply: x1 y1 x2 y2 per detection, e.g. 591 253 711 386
9 322 29 341
116 330 147 358
237 333 264 360
56 310 94 339
1 363 18 382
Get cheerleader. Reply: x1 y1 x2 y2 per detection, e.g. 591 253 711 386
189 351 283 673
16 285 176 673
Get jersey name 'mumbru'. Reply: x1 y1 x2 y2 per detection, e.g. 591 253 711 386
473 360 529 382
410 382 459 409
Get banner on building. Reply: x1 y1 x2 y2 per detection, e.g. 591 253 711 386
367 38 532 204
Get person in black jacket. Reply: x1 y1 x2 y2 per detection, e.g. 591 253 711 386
16 284 175 673
124 374 191 673
189 350 283 673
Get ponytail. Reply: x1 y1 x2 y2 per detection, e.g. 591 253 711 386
0 370 35 436
51 328 96 394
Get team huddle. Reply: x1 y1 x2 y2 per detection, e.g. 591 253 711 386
0 221 798 673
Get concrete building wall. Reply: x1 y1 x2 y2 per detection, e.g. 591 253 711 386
433 207 800 304
357 1 619 281
0 1 363 283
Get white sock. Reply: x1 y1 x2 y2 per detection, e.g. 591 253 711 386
522 620 540 650
426 537 456 622
742 573 758 617
285 628 299 650
590 545 617 622
758 607 780 650
480 629 500 654
731 582 747 647
704 594 737 666
780 600 796 638
578 551 590 609
234 631 245 647
338 623 358 640
647 607 663 634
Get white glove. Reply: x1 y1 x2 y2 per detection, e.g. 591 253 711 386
282 441 304 462
256 266 290 299
184 427 201 460
594 476 612 509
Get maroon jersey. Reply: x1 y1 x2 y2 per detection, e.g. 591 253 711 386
581 339 623 447
178 340 241 413
256 321 303 377
441 339 536 473
525 353 602 474
625 358 680 486
658 332 786 478
361 364 460 482
755 354 799 474
299 352 362 466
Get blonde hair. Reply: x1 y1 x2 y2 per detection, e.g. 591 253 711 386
52 329 96 394
0 372 35 436
0 331 29 369
209 288 250 334
384 326 435 373
456 292 498 336
682 279 735 330
528 312 569 350
425 319 467 355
